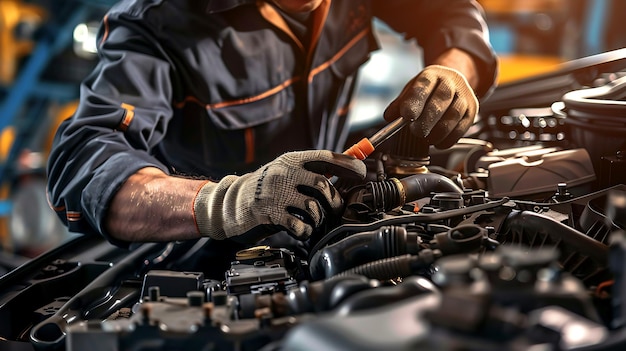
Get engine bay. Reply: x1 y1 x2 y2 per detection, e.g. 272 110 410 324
0 50 625 351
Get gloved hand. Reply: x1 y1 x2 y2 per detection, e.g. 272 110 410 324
383 65 478 149
193 150 366 243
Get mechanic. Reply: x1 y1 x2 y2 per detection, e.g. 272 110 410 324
46 0 498 255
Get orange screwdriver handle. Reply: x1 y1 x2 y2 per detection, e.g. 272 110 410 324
343 138 375 160
326 138 375 179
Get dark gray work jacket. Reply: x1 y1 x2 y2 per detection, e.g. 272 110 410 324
46 0 497 246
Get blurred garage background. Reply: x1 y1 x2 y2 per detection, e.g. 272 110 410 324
0 0 623 268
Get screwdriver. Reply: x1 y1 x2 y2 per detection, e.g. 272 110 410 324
343 116 410 160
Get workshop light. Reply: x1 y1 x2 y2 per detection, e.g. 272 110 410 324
72 22 98 58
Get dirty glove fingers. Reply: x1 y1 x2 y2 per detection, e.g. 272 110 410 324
421 66 477 144
429 89 477 149
283 197 325 239
425 92 467 146
301 150 367 180
413 80 458 139
384 65 478 147
282 181 333 239
428 77 478 149
270 150 356 237
433 109 475 149
383 71 436 124
296 175 343 217
284 216 313 240
283 150 364 215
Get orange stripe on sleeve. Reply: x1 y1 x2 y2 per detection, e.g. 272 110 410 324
119 103 135 131
66 211 82 222
46 191 66 212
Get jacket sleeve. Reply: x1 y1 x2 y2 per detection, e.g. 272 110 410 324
46 10 175 247
372 0 498 99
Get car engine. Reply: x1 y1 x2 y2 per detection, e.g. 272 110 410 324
0 51 625 351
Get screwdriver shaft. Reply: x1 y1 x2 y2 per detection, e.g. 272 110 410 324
342 116 410 161
368 116 408 148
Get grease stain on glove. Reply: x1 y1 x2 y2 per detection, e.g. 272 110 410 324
384 65 478 149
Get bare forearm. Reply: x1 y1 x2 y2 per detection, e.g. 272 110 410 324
104 167 209 242
432 48 480 92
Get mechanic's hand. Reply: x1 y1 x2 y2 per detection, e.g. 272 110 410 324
193 150 366 243
383 65 478 149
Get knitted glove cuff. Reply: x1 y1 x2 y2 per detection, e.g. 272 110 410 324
193 177 237 240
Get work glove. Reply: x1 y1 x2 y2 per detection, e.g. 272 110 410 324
383 65 479 149
193 150 366 243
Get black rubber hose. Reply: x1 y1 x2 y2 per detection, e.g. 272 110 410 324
334 275 439 316
343 172 464 222
286 275 373 314
334 251 437 281
309 226 419 280
336 255 414 280
399 172 463 202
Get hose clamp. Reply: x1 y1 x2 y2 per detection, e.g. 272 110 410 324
390 177 406 206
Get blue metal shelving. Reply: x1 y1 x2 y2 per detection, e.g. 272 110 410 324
0 1 111 227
